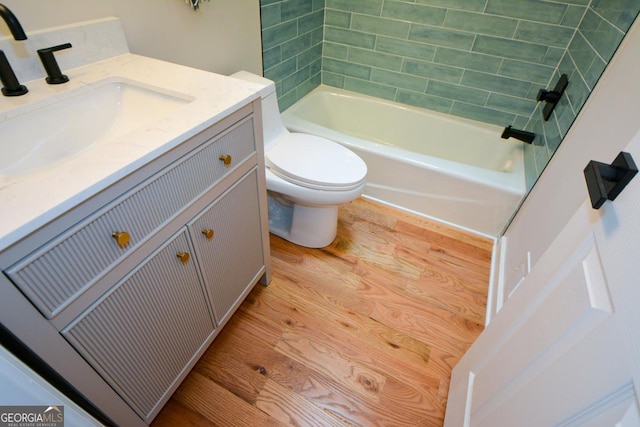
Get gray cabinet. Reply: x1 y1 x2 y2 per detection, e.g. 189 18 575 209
62 169 266 421
6 114 258 320
189 170 264 325
0 102 271 425
63 230 215 420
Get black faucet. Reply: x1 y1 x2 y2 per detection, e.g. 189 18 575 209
0 3 27 40
0 3 28 96
38 43 72 84
0 50 27 96
501 126 535 144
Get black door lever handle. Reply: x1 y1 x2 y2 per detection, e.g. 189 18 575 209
584 151 638 209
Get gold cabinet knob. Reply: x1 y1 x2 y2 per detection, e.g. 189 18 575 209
112 231 131 248
219 154 232 167
202 229 214 240
176 251 190 264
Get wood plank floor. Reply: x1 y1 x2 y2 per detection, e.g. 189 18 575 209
152 198 493 427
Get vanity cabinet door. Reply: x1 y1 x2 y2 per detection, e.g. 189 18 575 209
62 230 215 422
189 169 265 326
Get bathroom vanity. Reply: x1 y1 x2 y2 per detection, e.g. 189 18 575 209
0 18 270 426
2 104 270 423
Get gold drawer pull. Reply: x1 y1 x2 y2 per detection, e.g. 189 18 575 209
112 231 131 248
219 154 232 167
176 252 190 264
202 229 214 240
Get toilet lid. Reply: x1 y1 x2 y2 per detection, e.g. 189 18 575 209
266 134 367 190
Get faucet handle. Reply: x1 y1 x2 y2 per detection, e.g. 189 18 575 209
0 50 28 96
37 42 72 84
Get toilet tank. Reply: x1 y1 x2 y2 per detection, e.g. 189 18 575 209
230 71 288 149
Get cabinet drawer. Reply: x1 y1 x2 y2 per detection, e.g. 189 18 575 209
62 229 215 422
6 116 256 319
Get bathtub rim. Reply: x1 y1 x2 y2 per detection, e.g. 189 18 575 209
282 85 526 197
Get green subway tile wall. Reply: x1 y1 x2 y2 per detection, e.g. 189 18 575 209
320 0 583 127
524 1 640 189
261 0 325 111
260 0 639 189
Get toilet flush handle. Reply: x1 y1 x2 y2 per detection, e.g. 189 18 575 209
219 154 232 167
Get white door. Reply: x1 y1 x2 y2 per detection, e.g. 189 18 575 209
444 129 640 426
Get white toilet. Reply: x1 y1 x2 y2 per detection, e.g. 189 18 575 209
232 71 367 248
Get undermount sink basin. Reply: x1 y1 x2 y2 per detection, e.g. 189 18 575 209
0 79 193 177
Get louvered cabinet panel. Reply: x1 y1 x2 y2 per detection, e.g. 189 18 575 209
63 230 215 422
188 169 264 325
6 116 256 319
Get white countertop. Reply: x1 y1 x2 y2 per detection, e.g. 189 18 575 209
0 53 261 251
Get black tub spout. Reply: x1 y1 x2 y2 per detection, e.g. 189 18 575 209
501 126 535 144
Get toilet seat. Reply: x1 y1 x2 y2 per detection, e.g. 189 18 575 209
266 134 367 191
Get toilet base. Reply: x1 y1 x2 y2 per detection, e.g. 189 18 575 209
268 195 339 248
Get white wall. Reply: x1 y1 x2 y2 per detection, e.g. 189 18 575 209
0 0 262 75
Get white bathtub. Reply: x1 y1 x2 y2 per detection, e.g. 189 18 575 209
281 86 526 237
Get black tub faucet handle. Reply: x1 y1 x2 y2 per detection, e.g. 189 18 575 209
537 74 569 121
537 89 561 103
